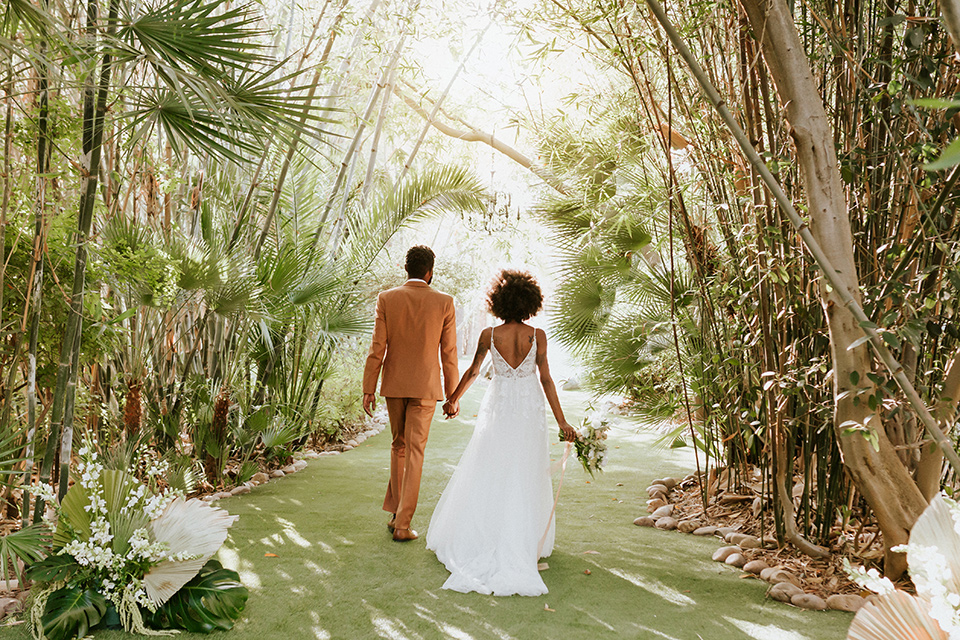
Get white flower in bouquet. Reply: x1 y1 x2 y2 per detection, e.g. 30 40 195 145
846 494 960 640
31 437 242 639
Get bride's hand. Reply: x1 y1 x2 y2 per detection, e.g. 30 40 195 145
443 400 460 419
559 421 577 442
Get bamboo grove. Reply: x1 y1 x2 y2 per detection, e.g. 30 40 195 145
519 0 960 574
0 0 488 561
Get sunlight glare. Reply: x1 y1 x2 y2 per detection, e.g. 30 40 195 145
605 567 696 606
277 516 312 547
725 618 814 640
414 604 477 639
218 546 262 589
628 623 684 640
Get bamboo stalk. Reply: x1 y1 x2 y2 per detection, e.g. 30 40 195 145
308 33 407 254
39 0 123 503
643 0 960 478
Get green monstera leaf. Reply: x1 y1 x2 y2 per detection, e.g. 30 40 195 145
25 554 80 585
41 585 107 640
146 559 248 633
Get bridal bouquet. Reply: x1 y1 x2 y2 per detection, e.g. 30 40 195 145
560 411 610 476
27 438 247 640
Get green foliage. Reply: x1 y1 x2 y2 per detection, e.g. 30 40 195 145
0 524 49 586
41 585 107 640
26 553 80 585
53 470 146 555
146 559 248 633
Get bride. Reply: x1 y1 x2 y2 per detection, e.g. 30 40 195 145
427 269 576 596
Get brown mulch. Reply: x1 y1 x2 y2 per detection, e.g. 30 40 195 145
659 471 914 600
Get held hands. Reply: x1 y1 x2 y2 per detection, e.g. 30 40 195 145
443 399 460 419
558 420 577 442
363 393 377 417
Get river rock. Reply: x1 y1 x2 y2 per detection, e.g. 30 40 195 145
768 582 803 603
651 504 674 518
692 526 718 536
201 495 216 502
660 477 680 490
215 491 232 500
739 535 762 549
0 597 17 616
293 460 308 471
712 546 740 562
716 526 741 537
271 470 285 478
725 553 747 568
768 569 802 588
633 516 657 527
760 567 778 581
0 579 19 592
677 519 701 533
303 451 321 459
655 516 679 530
792 593 828 610
826 594 866 612
743 560 769 575
281 464 296 474
252 472 270 485
346 439 359 448
647 498 667 512
230 485 251 496
647 484 669 498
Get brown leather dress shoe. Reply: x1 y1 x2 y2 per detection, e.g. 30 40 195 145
392 528 419 542
387 516 396 534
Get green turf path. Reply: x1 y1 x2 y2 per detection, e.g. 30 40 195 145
1 376 852 640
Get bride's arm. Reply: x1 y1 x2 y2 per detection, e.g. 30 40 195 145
443 327 491 418
535 329 576 441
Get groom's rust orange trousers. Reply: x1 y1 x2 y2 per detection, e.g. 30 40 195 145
363 280 459 531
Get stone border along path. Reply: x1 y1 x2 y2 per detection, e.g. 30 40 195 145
0 382 854 640
201 416 389 504
634 479 867 614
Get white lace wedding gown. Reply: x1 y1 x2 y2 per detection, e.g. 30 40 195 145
426 329 555 596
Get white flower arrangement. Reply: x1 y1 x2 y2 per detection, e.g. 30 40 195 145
28 438 243 640
846 493 960 640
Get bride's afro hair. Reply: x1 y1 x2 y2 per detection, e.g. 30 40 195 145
487 269 543 323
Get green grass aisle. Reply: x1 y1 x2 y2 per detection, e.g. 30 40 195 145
1 377 852 640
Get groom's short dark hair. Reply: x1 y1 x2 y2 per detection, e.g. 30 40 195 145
405 245 435 279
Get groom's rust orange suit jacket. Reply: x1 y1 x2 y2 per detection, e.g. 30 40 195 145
363 281 459 401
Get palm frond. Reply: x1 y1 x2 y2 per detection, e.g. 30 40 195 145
344 164 486 271
120 0 269 73
0 524 49 588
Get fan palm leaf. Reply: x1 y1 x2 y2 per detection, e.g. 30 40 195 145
846 590 948 640
144 497 238 605
119 0 268 73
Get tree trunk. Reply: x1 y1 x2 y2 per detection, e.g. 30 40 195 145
916 349 960 499
738 0 927 577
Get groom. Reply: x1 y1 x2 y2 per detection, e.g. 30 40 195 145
362 245 458 542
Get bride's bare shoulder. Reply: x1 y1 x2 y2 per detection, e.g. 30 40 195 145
478 326 493 345
535 327 548 348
